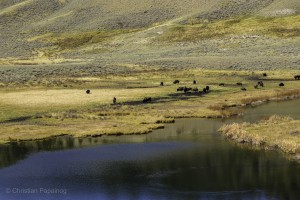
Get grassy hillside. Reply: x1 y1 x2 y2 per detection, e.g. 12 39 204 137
0 0 299 68
160 15 300 42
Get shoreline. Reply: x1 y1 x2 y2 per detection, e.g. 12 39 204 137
219 115 300 162
1 69 300 145
1 92 299 146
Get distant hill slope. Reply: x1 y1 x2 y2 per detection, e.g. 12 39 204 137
0 0 299 64
1 0 299 32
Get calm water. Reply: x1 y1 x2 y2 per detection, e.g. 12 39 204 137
0 99 300 200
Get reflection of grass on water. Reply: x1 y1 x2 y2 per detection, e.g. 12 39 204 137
219 115 300 154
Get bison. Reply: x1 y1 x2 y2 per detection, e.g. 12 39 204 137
203 88 207 93
241 87 247 91
219 83 225 86
257 81 264 87
294 75 300 80
192 87 198 92
263 73 267 77
143 97 152 103
160 82 164 86
113 97 116 104
193 80 197 84
177 87 185 91
184 87 192 93
173 80 180 84
236 82 243 86
254 84 258 89
86 90 90 94
279 83 284 87
206 86 210 91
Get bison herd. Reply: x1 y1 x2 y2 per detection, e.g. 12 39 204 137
84 73 299 104
176 84 210 94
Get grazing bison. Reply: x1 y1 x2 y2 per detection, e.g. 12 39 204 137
143 97 152 103
294 75 300 80
279 83 284 87
193 80 197 84
160 82 164 86
254 84 258 89
113 97 116 104
219 83 225 86
257 81 264 87
184 87 192 93
236 82 243 86
241 87 247 91
173 80 180 84
192 87 198 92
263 73 267 77
203 88 207 93
177 87 185 91
206 86 210 91
86 90 90 94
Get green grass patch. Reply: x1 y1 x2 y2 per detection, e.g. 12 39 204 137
33 29 139 50
160 14 300 42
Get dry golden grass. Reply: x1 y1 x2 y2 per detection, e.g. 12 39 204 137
0 88 163 107
240 89 300 104
219 115 300 154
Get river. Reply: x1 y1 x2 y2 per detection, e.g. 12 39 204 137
0 99 300 200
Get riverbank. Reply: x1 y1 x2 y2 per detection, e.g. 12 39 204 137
219 115 300 158
0 69 300 144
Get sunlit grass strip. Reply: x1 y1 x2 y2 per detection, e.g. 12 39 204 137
240 89 300 105
32 29 140 50
160 14 300 42
219 115 300 154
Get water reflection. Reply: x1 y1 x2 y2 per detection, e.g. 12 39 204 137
0 99 300 200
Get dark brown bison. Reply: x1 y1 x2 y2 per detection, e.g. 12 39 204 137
193 80 197 84
279 83 284 87
160 82 164 86
219 83 225 86
184 87 192 93
192 87 198 92
86 90 90 94
177 87 185 91
236 82 243 86
257 81 264 87
206 86 210 91
294 75 300 80
113 97 116 104
173 80 180 84
241 87 247 91
263 73 267 77
203 88 207 93
254 84 258 89
143 97 152 103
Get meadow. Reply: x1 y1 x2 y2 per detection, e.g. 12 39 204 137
0 68 300 144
